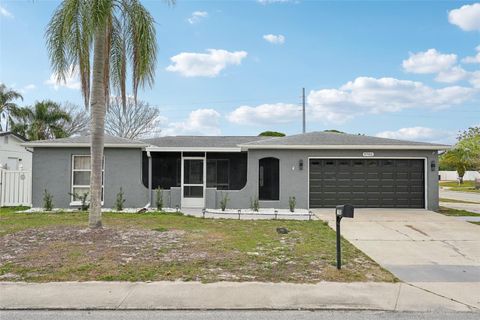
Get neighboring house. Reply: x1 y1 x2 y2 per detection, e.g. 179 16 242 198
23 132 449 210
439 171 480 181
0 132 31 171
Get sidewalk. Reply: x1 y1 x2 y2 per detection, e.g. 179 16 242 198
0 281 476 312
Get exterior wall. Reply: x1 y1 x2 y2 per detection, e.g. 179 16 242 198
31 147 147 208
0 135 32 171
214 149 439 211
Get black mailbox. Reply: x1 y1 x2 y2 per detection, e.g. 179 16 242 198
335 204 354 270
336 204 354 218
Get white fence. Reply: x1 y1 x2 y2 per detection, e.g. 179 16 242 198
439 170 480 181
0 169 32 207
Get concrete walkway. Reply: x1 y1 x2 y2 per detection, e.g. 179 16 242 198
0 281 475 312
439 202 480 214
440 189 480 203
315 209 480 311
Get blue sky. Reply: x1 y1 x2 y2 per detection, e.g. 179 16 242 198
1 0 479 143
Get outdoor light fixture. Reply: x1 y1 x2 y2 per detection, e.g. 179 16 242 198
299 159 304 171
431 160 436 172
202 208 206 219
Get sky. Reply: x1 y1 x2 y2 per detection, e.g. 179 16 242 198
0 0 479 143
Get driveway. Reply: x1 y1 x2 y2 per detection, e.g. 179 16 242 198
315 209 480 310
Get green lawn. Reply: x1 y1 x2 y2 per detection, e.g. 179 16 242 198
440 180 480 193
0 207 395 283
436 206 480 217
469 221 480 226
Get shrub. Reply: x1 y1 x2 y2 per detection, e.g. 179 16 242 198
250 195 259 212
220 192 229 211
69 191 89 211
155 187 163 210
43 189 53 211
289 196 296 213
115 187 126 211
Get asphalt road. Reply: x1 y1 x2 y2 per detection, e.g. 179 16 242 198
1 311 479 320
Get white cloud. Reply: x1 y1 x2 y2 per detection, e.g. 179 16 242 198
263 34 285 44
227 103 299 125
402 49 457 74
0 4 13 18
469 71 480 88
462 45 480 63
258 0 293 4
166 49 248 77
376 127 452 143
162 109 221 136
187 11 208 24
19 84 36 93
307 77 476 124
435 66 469 83
448 3 480 31
45 68 81 90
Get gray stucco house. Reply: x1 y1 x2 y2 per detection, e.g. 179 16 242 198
23 132 449 211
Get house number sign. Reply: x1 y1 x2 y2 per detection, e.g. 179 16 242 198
362 152 375 157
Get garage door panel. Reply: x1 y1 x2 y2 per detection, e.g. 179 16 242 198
309 159 425 208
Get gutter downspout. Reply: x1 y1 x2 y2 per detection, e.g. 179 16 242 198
145 150 152 208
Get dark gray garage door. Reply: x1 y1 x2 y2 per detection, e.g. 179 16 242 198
309 159 425 208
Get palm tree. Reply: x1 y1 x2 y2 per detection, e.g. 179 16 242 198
9 100 71 140
45 0 172 228
0 84 23 131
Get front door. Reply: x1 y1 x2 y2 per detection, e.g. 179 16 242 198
181 157 205 208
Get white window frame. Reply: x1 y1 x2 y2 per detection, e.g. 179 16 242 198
70 155 105 206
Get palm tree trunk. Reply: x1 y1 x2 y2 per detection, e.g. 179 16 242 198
89 25 108 229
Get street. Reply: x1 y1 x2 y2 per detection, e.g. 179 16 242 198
1 310 479 320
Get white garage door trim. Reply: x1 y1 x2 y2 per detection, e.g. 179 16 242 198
307 157 428 210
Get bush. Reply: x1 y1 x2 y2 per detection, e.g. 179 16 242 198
115 187 126 211
289 196 296 213
69 191 89 211
155 187 163 210
43 189 53 211
250 195 259 212
220 192 229 211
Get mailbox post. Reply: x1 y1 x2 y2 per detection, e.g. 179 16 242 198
335 204 354 270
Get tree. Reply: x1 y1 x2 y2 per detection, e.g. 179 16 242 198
0 84 23 131
60 102 90 136
105 97 161 139
458 126 480 141
440 130 480 183
323 129 345 134
258 131 285 137
9 100 71 140
46 0 172 228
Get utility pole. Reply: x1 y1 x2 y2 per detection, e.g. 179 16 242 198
302 87 306 133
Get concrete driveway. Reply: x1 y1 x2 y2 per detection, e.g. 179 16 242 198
315 209 480 310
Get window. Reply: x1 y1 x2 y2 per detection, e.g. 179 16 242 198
207 159 229 190
71 155 104 204
259 157 279 201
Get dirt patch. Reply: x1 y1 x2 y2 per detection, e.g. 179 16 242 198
0 226 185 268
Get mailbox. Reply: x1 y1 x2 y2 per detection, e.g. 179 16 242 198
335 204 355 270
336 204 354 218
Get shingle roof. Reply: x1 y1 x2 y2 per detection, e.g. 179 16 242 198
0 131 28 142
143 136 269 148
239 131 450 150
22 134 148 148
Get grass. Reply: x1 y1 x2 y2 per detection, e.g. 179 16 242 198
436 206 480 217
469 221 480 226
440 180 480 193
439 198 480 204
0 207 395 283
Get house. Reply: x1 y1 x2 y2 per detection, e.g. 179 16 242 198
23 132 449 210
0 132 32 171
